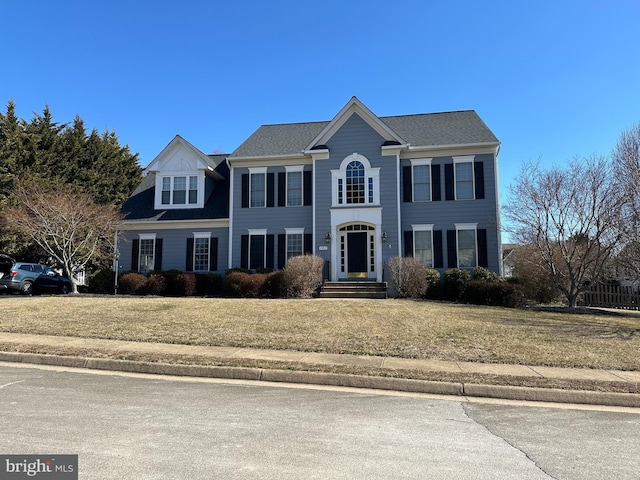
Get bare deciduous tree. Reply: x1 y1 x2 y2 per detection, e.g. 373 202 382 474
3 181 123 293
504 156 621 308
612 122 640 280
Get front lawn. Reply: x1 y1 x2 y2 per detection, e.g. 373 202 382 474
1 296 639 371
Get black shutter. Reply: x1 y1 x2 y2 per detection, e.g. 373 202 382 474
240 235 249 269
434 230 443 268
131 239 139 271
402 166 412 202
477 229 488 267
431 164 441 201
241 174 249 208
304 233 312 254
154 239 163 271
445 164 454 201
278 234 286 269
278 172 286 207
267 173 275 207
303 171 312 206
186 238 194 271
404 231 413 257
210 237 218 271
474 161 485 199
447 230 457 268
266 234 275 269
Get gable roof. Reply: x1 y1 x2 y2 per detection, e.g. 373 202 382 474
229 98 499 159
121 154 230 222
146 135 226 180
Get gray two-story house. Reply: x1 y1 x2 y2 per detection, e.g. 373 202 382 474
117 97 502 285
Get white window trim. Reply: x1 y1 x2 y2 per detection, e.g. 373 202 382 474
454 223 478 269
155 172 204 209
331 153 380 206
193 232 211 272
410 158 432 202
248 228 268 269
452 155 475 201
248 167 267 208
411 224 434 268
138 233 156 273
284 228 305 263
285 165 304 207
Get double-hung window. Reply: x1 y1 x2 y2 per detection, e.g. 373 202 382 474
193 233 210 272
411 159 432 202
453 157 474 200
286 167 303 207
161 175 199 206
413 225 434 268
138 234 156 273
456 224 477 268
285 228 304 262
249 168 267 208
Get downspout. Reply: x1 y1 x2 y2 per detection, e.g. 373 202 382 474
227 159 234 271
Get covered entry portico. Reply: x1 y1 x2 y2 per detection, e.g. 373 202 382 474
328 208 383 281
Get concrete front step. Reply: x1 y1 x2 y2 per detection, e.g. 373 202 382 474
319 281 388 299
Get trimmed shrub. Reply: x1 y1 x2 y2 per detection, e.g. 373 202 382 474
225 267 252 276
224 271 267 298
424 268 441 299
118 272 148 295
256 267 275 275
145 274 167 296
444 268 471 301
175 273 197 296
283 255 324 298
473 266 500 282
157 270 183 296
224 271 246 297
195 273 223 296
88 269 115 294
387 257 429 298
264 271 287 298
463 280 527 308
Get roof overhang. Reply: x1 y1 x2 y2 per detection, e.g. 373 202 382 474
305 96 405 150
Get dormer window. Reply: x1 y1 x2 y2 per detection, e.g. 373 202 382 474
155 172 204 209
161 175 198 205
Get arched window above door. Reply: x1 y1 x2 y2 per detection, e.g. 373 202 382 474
331 153 380 206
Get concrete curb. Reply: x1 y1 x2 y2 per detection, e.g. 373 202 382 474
2 351 639 408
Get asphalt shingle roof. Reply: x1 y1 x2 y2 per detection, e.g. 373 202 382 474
229 110 498 158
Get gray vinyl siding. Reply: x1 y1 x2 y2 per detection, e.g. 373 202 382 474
400 153 501 273
230 166 313 269
314 113 400 275
118 227 229 274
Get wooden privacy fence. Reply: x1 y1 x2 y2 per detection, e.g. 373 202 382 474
580 284 640 310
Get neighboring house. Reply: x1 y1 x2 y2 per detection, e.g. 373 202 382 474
117 97 502 285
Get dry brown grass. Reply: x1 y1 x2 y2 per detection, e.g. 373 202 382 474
1 295 639 371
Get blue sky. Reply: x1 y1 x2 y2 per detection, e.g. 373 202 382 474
3 0 639 219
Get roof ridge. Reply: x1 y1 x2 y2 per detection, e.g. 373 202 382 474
381 110 476 119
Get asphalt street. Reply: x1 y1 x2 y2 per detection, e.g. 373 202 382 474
0 364 638 479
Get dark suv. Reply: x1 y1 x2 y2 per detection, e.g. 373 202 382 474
0 254 72 295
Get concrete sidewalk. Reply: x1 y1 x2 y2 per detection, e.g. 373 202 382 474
0 332 639 408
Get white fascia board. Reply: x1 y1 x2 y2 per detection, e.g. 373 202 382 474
403 142 500 158
303 149 330 161
305 97 405 150
228 154 310 165
118 219 230 231
381 144 408 156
